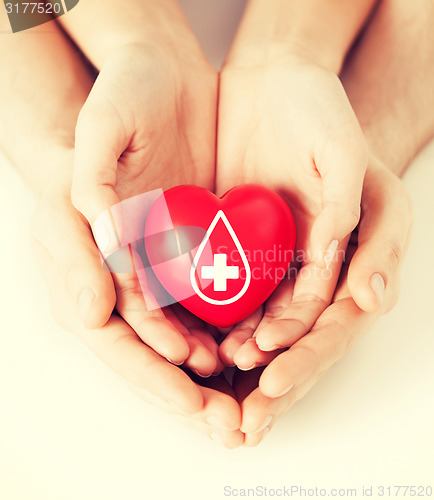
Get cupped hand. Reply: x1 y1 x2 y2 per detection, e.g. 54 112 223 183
69 42 220 373
30 167 242 448
32 154 223 386
229 159 412 446
217 57 369 367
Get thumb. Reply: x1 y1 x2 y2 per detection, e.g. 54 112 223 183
31 195 116 329
310 134 368 268
71 92 130 228
348 167 412 313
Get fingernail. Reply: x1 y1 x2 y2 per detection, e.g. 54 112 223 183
274 383 295 398
254 414 273 433
206 415 232 431
370 273 385 307
165 357 184 366
192 369 212 378
78 288 95 324
263 426 271 436
240 363 257 371
324 239 339 269
258 343 279 352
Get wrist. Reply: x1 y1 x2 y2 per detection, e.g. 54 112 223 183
225 36 343 75
59 0 208 70
107 39 212 77
226 0 379 75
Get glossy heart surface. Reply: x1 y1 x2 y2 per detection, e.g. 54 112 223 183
145 184 296 327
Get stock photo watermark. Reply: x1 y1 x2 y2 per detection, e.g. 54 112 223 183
3 0 79 32
223 484 433 498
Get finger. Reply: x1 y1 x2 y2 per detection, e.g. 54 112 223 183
72 88 128 225
169 306 221 376
243 428 271 447
234 367 287 435
31 197 116 329
33 241 204 414
311 130 368 268
130 382 244 448
233 339 283 371
194 384 244 448
112 260 190 366
208 429 245 449
254 240 346 352
182 373 244 446
187 328 224 376
233 369 279 438
185 383 242 433
239 295 380 433
259 295 378 399
348 167 412 312
234 366 294 435
240 387 283 434
218 307 263 367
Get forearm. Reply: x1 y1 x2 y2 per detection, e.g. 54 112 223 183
341 0 434 176
225 0 379 72
57 0 205 69
0 13 92 195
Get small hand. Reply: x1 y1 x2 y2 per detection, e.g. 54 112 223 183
231 159 412 445
217 57 369 367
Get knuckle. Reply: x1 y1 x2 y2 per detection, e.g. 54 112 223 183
292 292 328 310
117 274 143 296
315 316 353 356
264 304 286 320
293 342 322 372
323 201 361 233
383 240 402 271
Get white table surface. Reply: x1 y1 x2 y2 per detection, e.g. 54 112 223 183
1 1 433 499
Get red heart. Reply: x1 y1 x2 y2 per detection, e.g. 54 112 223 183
145 185 296 327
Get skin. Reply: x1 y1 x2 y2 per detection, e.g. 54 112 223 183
231 0 433 444
1 0 432 447
216 0 381 368
62 1 223 375
0 7 241 446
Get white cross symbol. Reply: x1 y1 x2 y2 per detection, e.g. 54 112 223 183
201 253 239 292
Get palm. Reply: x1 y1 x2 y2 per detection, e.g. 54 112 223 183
91 46 217 198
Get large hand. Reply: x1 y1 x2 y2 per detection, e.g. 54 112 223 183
217 58 370 368
230 160 412 446
31 168 243 448
70 43 220 374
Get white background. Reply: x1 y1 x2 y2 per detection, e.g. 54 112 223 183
1 1 433 499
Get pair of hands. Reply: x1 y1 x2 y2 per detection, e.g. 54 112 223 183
31 42 412 447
